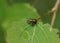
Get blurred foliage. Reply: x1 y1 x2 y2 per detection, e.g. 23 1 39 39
0 0 7 43
0 0 60 43
2 3 60 43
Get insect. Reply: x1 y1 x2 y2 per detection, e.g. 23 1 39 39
27 19 37 26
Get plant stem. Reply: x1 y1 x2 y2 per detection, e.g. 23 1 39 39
50 0 60 31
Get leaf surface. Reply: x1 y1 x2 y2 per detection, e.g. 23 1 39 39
2 3 60 43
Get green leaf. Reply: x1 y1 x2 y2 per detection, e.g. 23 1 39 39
2 3 59 43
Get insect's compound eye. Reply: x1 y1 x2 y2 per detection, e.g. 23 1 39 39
27 19 37 26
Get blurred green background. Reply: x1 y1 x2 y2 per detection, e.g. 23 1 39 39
0 0 60 43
